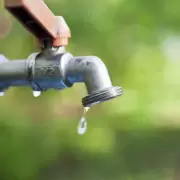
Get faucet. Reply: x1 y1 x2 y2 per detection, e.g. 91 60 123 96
1 0 123 107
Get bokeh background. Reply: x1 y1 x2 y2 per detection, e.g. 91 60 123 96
0 0 180 179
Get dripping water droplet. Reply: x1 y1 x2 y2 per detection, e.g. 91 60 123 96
78 117 87 135
0 92 4 96
33 91 41 97
77 107 90 135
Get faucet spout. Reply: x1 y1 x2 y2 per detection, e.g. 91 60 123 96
63 56 123 107
0 52 122 107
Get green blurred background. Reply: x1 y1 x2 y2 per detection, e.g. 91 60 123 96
0 0 180 179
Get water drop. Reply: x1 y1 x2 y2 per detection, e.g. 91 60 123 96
33 91 41 97
0 92 4 96
77 107 90 135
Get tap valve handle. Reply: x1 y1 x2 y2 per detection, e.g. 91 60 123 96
4 0 71 47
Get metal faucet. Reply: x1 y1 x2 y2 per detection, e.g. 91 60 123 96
1 0 122 107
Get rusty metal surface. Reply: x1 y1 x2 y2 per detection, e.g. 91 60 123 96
52 16 71 46
4 0 22 6
4 0 71 46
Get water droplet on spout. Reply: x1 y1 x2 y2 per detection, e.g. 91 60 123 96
33 91 41 97
77 107 90 135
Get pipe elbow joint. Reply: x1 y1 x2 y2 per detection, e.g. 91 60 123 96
64 55 123 107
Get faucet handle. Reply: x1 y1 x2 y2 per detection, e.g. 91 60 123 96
4 0 71 47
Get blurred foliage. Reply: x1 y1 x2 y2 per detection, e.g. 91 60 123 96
0 0 180 179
